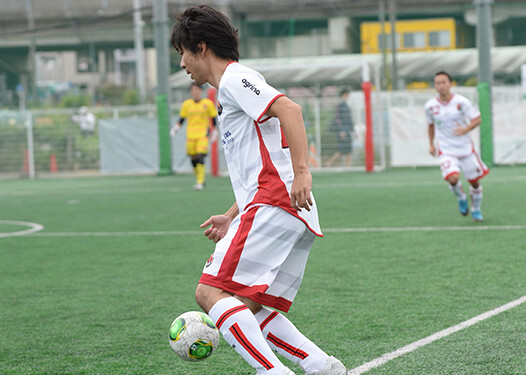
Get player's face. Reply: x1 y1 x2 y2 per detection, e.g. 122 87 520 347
180 47 206 86
434 74 451 96
190 85 202 101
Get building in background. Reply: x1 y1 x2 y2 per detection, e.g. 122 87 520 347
1 0 526 106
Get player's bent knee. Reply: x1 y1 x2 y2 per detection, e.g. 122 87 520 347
448 174 460 185
195 283 233 313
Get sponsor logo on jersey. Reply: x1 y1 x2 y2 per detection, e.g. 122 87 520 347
241 78 260 95
205 254 214 267
457 103 462 110
217 102 223 116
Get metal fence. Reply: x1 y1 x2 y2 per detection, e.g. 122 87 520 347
1 86 523 180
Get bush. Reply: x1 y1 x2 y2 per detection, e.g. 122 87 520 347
123 89 140 105
60 94 91 108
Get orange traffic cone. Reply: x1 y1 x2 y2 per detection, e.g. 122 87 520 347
50 154 58 172
308 143 318 168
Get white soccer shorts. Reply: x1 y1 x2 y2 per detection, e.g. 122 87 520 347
439 151 489 183
199 204 316 313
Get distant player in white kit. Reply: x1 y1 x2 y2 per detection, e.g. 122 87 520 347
425 71 489 221
171 5 346 375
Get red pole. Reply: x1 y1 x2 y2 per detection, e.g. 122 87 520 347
362 81 374 172
207 87 219 177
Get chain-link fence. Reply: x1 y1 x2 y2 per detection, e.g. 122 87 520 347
1 86 523 180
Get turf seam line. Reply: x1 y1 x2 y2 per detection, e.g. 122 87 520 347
23 225 526 237
347 294 526 375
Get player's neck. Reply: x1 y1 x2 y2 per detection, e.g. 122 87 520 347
207 57 235 89
439 92 452 102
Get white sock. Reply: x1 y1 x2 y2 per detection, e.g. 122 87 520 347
449 181 467 200
208 298 286 374
255 307 329 373
470 186 483 211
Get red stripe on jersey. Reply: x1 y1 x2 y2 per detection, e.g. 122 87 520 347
256 94 286 123
259 311 279 331
244 121 322 238
280 126 289 148
215 305 249 330
267 332 309 360
229 323 274 370
249 122 292 209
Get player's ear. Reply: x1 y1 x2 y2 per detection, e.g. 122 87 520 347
197 41 207 57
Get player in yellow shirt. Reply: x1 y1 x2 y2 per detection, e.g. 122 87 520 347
171 83 218 190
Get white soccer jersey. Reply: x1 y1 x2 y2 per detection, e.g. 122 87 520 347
217 62 321 236
425 94 481 157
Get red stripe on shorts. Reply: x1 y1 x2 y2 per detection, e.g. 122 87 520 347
216 206 259 283
215 305 249 330
230 323 274 370
267 332 309 360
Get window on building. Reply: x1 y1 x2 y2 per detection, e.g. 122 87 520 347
403 32 426 48
377 33 400 50
429 31 451 47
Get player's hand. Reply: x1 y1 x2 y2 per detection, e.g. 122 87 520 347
290 170 313 212
200 215 232 243
429 144 436 157
170 124 181 137
453 125 467 136
209 128 219 143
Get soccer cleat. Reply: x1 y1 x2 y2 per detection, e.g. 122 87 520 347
472 209 484 222
304 356 347 375
193 183 204 191
458 198 469 216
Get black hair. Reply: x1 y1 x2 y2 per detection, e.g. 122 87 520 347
171 5 239 62
340 87 350 97
434 71 452 82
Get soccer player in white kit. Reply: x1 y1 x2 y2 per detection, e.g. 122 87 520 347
425 71 489 221
171 5 346 375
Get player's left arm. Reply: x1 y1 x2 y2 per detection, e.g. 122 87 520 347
265 96 312 212
454 100 482 136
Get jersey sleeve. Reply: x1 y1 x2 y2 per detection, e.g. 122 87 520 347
205 99 218 118
179 100 189 119
460 97 481 120
222 72 284 123
424 103 434 125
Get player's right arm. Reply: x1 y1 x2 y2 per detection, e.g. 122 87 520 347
170 101 188 136
425 103 436 156
428 124 436 156
200 202 239 243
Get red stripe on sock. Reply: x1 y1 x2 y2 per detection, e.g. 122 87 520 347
216 305 249 330
259 311 279 331
267 332 309 360
229 323 274 370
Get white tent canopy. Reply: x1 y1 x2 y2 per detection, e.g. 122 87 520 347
170 46 526 89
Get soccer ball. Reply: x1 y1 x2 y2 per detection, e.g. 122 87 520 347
169 311 220 361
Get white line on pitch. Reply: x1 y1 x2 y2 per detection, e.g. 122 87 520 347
25 224 526 237
324 225 526 233
32 230 203 237
347 294 526 375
